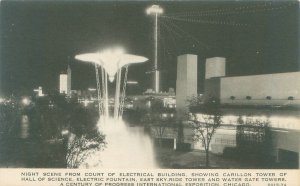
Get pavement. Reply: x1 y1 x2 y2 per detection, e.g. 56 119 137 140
154 147 260 169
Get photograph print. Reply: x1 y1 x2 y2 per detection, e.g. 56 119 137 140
0 0 299 169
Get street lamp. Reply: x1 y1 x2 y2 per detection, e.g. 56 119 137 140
146 5 163 93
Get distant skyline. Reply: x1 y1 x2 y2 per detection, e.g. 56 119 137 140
0 1 299 96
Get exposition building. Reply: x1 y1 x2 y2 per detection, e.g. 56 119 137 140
203 57 300 106
174 54 300 168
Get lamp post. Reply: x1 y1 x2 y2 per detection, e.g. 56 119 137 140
147 5 163 93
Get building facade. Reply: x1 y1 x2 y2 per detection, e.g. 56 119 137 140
176 54 198 116
204 57 300 106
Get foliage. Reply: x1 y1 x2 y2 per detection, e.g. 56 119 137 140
149 114 176 147
66 131 106 168
186 94 203 107
0 104 21 140
236 116 271 143
64 102 106 168
189 112 222 167
236 116 273 165
141 97 176 147
0 94 106 168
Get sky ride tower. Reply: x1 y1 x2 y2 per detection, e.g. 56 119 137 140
147 5 163 93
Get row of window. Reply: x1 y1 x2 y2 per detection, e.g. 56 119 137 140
229 96 295 100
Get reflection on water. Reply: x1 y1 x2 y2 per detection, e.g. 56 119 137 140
81 119 157 168
20 115 29 139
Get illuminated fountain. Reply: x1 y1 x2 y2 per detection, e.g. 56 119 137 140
76 48 148 121
75 48 157 168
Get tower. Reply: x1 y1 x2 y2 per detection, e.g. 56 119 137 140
176 54 198 117
59 74 67 94
67 65 72 96
147 5 163 93
204 57 226 102
205 57 226 79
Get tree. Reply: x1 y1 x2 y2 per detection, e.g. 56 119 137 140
186 95 203 112
149 114 175 147
142 97 174 147
0 104 21 139
189 112 222 167
187 97 222 167
236 116 272 166
66 131 106 168
65 103 106 168
0 104 22 161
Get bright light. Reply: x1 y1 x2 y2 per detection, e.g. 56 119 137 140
81 118 157 168
22 97 30 106
127 81 138 85
83 99 89 107
114 47 124 56
0 98 4 103
146 5 163 15
60 74 68 94
75 49 148 82
88 88 96 91
61 129 69 136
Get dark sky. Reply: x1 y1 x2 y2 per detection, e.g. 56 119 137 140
0 1 299 96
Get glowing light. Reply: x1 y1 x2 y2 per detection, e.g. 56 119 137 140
207 114 300 130
88 88 96 91
127 81 138 85
83 99 90 107
0 98 4 103
22 97 30 106
146 5 163 15
75 48 148 82
146 5 163 93
81 118 157 168
61 129 69 136
59 74 68 94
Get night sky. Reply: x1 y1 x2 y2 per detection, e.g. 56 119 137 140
1 1 299 96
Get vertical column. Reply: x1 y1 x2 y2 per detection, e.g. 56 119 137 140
67 65 72 96
176 54 198 118
114 69 122 120
173 138 177 150
104 71 109 120
205 57 226 79
154 13 159 93
298 140 300 168
204 57 226 103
